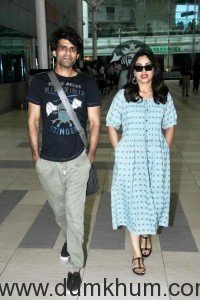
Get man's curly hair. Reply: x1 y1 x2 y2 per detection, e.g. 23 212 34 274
50 26 83 53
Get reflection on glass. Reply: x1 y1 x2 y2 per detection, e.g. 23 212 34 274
0 25 29 84
83 0 200 81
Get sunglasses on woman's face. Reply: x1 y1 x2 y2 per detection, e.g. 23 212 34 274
134 64 154 72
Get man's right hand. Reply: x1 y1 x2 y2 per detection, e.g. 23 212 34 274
33 154 40 163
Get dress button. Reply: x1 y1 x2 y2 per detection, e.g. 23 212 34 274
63 170 67 175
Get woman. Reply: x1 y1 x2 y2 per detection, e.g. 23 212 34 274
106 49 177 275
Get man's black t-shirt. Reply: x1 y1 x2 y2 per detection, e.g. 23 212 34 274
27 71 101 162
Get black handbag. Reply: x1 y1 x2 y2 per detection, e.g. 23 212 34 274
86 163 99 196
48 70 99 196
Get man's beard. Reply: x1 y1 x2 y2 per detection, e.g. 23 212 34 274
57 57 76 68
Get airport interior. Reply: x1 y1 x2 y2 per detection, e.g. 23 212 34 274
0 0 200 299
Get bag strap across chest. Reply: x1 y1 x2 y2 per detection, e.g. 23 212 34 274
48 70 88 149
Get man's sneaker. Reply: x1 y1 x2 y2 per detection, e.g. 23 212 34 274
60 242 70 261
67 271 81 295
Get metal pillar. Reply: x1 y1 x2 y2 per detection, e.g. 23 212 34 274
83 1 89 39
34 0 48 69
76 0 84 65
76 0 83 37
85 0 104 60
31 38 36 69
91 7 97 60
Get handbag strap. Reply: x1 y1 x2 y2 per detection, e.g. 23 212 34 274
48 70 88 149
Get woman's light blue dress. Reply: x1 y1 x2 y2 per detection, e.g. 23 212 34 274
106 89 177 234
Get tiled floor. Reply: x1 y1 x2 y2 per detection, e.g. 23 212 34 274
0 81 200 299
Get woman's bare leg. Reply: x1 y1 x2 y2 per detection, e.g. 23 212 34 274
140 235 152 257
129 231 145 275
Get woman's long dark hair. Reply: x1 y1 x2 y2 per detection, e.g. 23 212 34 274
124 48 168 104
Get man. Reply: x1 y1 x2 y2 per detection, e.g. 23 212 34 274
181 60 191 97
192 60 200 92
27 26 101 294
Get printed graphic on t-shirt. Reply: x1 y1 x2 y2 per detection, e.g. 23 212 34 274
45 82 82 136
27 72 101 161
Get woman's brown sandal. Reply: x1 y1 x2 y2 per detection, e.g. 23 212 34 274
132 257 146 275
140 235 152 257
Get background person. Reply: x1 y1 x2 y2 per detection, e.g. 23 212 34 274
106 49 177 275
192 60 200 92
181 61 191 97
27 26 101 294
118 65 129 90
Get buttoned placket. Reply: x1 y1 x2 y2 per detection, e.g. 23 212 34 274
144 101 150 162
144 100 149 142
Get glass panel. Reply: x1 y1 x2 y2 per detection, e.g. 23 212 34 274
0 25 29 83
175 2 199 32
83 0 200 79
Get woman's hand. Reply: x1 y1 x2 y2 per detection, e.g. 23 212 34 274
165 126 175 147
107 126 119 149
